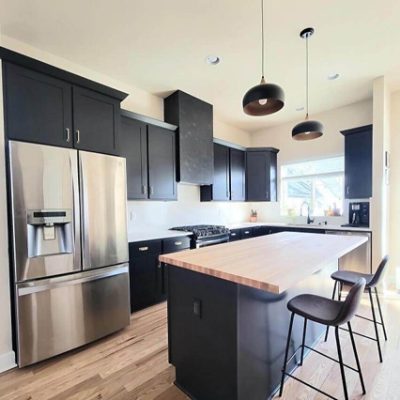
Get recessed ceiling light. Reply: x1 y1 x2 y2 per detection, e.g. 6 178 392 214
328 73 340 80
205 55 221 65
296 106 305 112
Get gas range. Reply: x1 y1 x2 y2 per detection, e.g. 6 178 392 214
170 225 230 248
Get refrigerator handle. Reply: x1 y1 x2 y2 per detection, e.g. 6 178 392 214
79 154 90 268
71 151 82 270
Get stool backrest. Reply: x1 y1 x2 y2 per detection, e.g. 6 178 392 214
335 278 366 325
369 255 389 287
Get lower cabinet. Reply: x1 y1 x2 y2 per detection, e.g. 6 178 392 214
129 236 191 312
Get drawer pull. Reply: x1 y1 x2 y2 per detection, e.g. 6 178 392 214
174 241 183 245
231 233 236 236
138 246 149 252
244 231 250 234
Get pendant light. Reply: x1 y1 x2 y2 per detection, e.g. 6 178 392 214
292 27 324 140
242 0 285 116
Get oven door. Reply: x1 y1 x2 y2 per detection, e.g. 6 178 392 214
195 235 230 248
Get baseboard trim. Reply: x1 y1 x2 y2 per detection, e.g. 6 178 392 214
0 351 16 374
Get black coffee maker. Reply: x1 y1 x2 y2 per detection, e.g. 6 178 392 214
343 202 370 227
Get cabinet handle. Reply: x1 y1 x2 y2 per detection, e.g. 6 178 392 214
244 231 250 234
150 186 154 195
174 241 182 246
138 246 149 252
142 185 147 194
65 128 71 143
231 233 236 236
76 129 80 144
157 262 162 269
346 186 350 195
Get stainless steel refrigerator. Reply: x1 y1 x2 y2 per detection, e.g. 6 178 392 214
8 140 130 367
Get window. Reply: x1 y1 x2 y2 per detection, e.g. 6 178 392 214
280 156 344 217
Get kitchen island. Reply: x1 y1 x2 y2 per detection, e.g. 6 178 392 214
159 231 367 400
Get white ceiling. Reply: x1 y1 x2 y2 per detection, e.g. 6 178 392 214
1 0 400 132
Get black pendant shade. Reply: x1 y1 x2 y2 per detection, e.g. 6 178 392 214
243 80 285 116
292 119 324 141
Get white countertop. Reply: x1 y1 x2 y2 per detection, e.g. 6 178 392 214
227 221 372 232
128 229 192 243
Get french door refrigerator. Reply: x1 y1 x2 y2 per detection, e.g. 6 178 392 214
8 141 130 367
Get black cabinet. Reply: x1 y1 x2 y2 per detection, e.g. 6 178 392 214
246 148 279 202
119 117 148 199
120 111 177 201
229 229 241 241
230 148 246 201
129 240 162 312
164 90 214 185
341 125 373 199
148 125 177 200
3 62 121 155
72 86 119 155
3 62 73 148
129 236 190 312
200 143 246 202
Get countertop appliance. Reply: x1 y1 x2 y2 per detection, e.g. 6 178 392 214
341 201 370 228
9 141 130 367
325 230 372 274
170 225 230 248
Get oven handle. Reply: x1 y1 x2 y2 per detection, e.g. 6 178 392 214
196 235 229 248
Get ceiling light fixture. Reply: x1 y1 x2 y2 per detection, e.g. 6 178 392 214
242 0 285 116
292 27 323 141
328 73 340 80
206 55 221 65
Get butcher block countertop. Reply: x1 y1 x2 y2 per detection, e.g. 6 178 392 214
159 231 367 294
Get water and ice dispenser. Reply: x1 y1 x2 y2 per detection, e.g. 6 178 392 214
27 209 73 258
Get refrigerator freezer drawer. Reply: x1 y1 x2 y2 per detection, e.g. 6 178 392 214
16 264 130 367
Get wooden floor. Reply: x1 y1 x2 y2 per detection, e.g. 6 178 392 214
0 296 399 400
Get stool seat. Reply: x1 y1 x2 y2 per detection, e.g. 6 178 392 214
331 270 373 287
288 294 343 326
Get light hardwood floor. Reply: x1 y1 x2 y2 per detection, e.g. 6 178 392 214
0 296 398 400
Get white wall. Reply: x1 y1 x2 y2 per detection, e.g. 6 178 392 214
389 90 400 291
248 100 373 223
372 77 391 280
0 29 16 373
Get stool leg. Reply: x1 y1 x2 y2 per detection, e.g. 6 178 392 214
335 326 349 400
374 287 388 341
368 288 383 362
324 281 338 342
279 312 295 397
300 318 307 366
348 322 366 394
338 282 343 301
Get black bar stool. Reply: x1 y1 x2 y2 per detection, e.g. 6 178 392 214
279 279 366 400
325 255 389 362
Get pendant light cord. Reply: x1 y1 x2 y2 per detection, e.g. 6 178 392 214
306 34 309 119
261 0 265 80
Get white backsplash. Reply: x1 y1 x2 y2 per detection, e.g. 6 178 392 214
127 184 253 232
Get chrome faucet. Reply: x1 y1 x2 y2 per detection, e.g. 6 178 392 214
300 201 314 225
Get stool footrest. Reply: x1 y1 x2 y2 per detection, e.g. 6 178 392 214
339 326 378 342
356 314 384 326
282 372 338 400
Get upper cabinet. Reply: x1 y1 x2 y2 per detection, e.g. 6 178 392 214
246 148 279 202
3 63 73 148
2 49 127 155
164 90 214 185
119 110 177 201
341 125 372 199
200 143 245 202
72 86 119 154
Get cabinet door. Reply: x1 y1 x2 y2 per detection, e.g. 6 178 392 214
72 86 119 155
230 149 246 201
148 125 177 200
3 62 73 147
344 127 372 199
212 143 230 201
246 150 277 201
119 117 148 199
